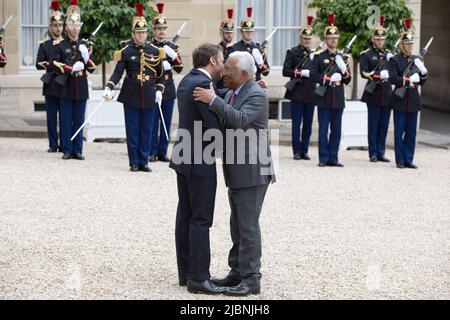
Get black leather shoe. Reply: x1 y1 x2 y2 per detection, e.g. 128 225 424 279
211 275 241 287
293 154 302 160
48 147 58 153
224 279 261 297
72 153 85 161
318 162 327 167
405 163 418 169
179 277 187 287
378 155 390 163
140 164 152 172
370 156 378 162
158 155 170 162
187 279 225 295
149 155 158 162
397 164 405 169
130 165 139 172
301 154 311 160
328 162 344 167
62 154 71 160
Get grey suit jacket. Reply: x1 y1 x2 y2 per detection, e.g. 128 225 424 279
209 79 276 189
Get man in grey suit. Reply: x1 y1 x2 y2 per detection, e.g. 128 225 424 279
193 51 276 296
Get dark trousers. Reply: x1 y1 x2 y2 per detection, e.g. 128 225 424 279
367 104 391 158
318 107 344 164
227 183 269 281
394 110 418 166
45 95 60 150
60 98 86 155
123 105 157 167
175 173 217 282
151 99 175 157
291 102 315 156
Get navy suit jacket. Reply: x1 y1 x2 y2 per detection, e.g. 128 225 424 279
169 68 222 177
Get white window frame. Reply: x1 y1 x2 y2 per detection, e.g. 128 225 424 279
235 0 306 69
19 0 51 73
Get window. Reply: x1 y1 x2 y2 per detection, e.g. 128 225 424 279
237 0 303 68
21 0 51 68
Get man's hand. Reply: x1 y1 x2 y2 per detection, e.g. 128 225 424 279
193 82 216 104
330 72 342 83
164 45 178 60
79 44 89 64
163 60 172 71
380 70 390 80
386 52 393 61
103 87 113 100
335 55 347 74
252 48 264 66
410 73 421 84
414 58 428 75
72 61 85 73
155 90 163 105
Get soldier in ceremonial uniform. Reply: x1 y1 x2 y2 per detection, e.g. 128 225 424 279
149 3 184 163
217 9 235 89
51 0 96 161
388 19 428 169
360 16 393 163
103 3 165 172
231 7 269 81
282 16 316 161
36 1 64 153
219 9 235 61
0 34 6 68
311 13 352 167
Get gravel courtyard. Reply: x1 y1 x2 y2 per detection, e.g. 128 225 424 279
0 137 449 300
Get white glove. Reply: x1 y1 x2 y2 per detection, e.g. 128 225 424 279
103 87 113 100
380 70 390 80
330 73 342 83
163 60 172 71
414 58 428 75
252 48 264 66
79 44 89 64
72 61 85 73
410 73 420 84
301 69 310 78
163 45 178 60
0 48 2 55
155 90 163 105
309 53 315 61
335 55 347 74
386 52 393 61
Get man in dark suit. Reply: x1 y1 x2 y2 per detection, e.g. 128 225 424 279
193 51 276 297
169 44 225 295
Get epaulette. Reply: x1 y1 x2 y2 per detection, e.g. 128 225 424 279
158 47 166 59
53 39 64 45
114 45 129 61
360 48 370 55
314 49 325 55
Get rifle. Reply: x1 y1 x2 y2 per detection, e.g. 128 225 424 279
285 42 323 92
394 37 433 99
0 16 13 37
260 29 278 51
315 35 357 98
365 39 402 94
172 22 187 44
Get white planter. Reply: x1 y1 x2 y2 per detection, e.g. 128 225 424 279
84 89 126 142
341 100 368 150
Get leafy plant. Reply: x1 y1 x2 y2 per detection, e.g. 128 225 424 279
308 0 412 99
